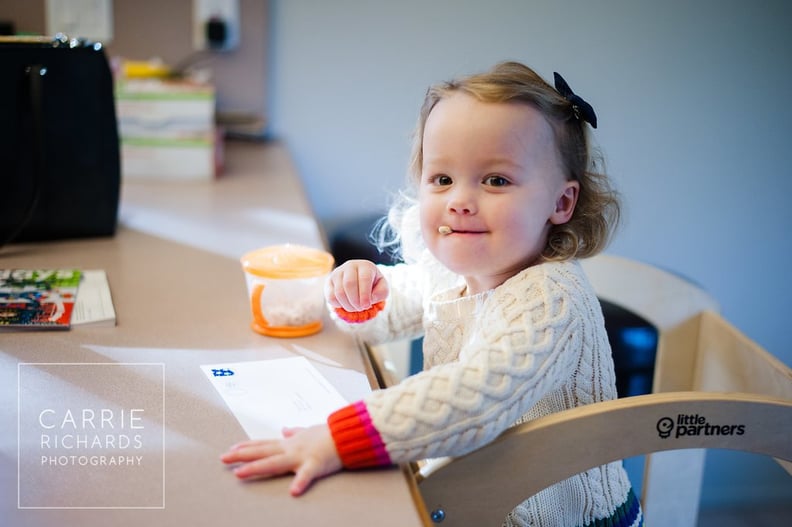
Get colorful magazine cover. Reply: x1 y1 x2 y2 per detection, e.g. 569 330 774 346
0 269 82 329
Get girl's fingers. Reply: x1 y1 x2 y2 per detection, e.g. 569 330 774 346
226 439 263 451
339 266 367 310
326 260 383 312
221 441 282 464
354 266 378 309
371 275 389 304
233 453 293 480
328 271 356 312
289 458 320 496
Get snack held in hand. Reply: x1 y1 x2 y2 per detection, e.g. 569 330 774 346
334 300 385 323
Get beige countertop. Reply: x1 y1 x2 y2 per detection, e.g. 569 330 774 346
0 141 428 527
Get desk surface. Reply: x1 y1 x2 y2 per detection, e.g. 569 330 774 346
0 142 428 527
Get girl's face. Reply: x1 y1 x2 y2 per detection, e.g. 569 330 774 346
419 92 579 294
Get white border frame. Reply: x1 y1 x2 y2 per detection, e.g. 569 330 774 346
17 362 165 510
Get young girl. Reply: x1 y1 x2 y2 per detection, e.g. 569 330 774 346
222 61 643 527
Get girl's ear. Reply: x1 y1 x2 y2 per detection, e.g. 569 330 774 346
550 181 579 225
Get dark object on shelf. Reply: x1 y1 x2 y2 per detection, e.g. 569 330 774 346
0 35 120 246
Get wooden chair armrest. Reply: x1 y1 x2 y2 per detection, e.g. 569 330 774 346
418 391 792 526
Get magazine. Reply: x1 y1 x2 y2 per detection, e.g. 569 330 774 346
0 269 82 329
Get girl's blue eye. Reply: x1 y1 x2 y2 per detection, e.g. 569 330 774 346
484 175 509 187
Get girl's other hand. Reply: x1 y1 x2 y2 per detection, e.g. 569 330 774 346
220 424 342 496
325 259 388 313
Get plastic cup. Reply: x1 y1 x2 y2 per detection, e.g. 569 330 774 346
240 244 334 337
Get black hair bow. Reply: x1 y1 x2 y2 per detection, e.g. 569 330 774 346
553 72 597 129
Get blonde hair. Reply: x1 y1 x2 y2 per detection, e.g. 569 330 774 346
377 61 620 262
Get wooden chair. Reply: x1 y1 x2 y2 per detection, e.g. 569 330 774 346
413 254 792 525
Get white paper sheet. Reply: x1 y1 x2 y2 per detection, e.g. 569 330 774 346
201 357 350 439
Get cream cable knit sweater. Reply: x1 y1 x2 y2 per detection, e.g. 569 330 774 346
332 254 637 527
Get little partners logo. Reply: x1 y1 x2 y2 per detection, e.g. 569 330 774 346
656 413 746 439
18 363 164 509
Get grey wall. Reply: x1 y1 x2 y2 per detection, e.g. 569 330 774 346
268 0 792 508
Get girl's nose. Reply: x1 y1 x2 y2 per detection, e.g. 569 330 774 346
447 188 477 215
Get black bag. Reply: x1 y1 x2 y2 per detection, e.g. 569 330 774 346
0 35 120 245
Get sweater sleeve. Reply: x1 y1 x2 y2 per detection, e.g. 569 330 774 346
327 401 392 468
355 263 600 464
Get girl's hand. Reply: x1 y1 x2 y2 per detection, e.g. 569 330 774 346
325 259 389 313
221 424 342 496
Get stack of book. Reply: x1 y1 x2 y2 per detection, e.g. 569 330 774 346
115 76 221 181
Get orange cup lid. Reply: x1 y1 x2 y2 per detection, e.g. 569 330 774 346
241 244 334 279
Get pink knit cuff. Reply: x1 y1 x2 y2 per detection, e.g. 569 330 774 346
328 401 391 469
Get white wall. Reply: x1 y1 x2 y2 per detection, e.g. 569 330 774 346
267 0 792 507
